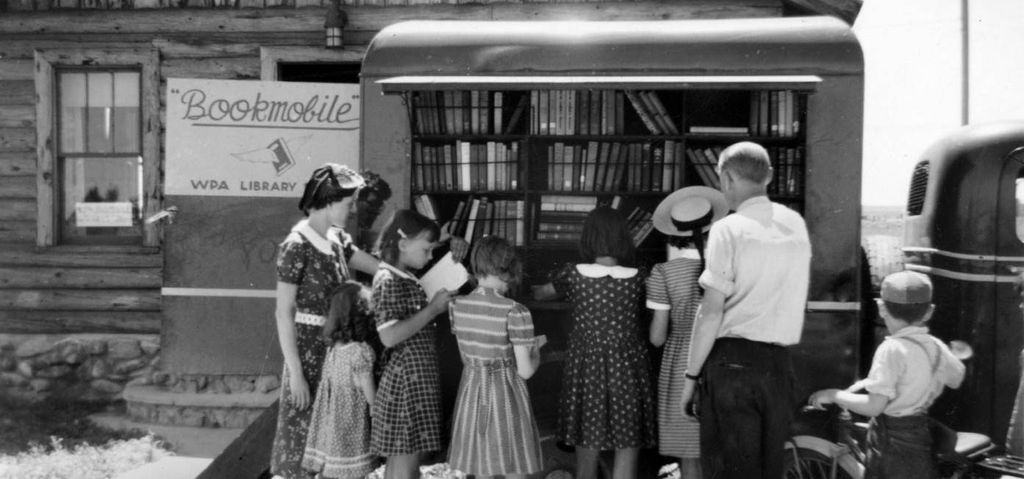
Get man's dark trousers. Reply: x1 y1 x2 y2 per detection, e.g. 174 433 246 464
699 337 798 479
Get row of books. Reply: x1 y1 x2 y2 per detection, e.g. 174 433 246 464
413 140 521 192
534 196 597 242
766 147 804 196
533 196 653 246
545 140 687 193
625 206 656 247
684 145 804 195
423 196 526 247
686 91 802 137
413 91 530 136
750 90 801 137
531 90 629 136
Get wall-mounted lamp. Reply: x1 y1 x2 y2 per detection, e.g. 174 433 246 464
325 0 345 49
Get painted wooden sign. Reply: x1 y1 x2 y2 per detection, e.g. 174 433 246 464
162 78 360 374
165 78 360 197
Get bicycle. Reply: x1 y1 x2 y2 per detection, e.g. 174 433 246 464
782 404 1024 479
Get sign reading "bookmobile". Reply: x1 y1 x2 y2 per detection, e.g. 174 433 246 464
165 78 360 197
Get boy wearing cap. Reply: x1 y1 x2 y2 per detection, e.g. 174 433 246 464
809 271 966 479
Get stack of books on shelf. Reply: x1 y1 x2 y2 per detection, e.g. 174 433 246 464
545 140 685 193
412 140 520 192
534 195 597 242
623 90 680 135
413 91 530 135
766 146 804 196
625 206 655 247
749 90 801 137
531 90 628 135
684 146 723 189
420 196 525 246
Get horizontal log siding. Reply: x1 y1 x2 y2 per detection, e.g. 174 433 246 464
0 267 163 289
0 289 161 310
0 310 161 334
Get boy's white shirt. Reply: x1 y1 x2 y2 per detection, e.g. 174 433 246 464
861 325 966 417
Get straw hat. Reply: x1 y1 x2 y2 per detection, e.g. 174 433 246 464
652 186 729 237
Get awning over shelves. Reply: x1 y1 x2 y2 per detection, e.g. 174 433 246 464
362 16 862 89
377 75 823 92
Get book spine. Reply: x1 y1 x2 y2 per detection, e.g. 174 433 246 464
625 90 661 135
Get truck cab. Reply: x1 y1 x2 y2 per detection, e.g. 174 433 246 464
903 121 1024 442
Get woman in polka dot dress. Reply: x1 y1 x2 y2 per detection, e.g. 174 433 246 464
533 206 657 479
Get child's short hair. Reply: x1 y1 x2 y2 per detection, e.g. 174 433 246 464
580 206 636 266
718 142 772 184
375 209 440 266
880 271 933 323
471 236 522 285
323 281 375 344
298 163 364 215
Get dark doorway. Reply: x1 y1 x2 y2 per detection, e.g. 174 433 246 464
277 62 360 84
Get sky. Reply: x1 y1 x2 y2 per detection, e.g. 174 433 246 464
853 0 1024 206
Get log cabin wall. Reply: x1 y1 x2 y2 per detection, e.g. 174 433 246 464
0 0 785 400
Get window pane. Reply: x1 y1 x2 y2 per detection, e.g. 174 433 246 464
59 73 86 153
113 72 140 153
87 72 113 153
61 156 143 243
1017 177 1024 243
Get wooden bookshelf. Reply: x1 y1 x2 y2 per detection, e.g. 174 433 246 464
408 88 808 278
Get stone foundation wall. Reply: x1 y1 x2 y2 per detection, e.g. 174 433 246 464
0 334 160 402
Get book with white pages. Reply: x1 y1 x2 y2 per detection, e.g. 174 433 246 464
419 252 470 299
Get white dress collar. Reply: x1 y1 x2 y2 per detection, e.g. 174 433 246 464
576 263 639 279
667 247 702 261
380 262 418 281
293 219 337 256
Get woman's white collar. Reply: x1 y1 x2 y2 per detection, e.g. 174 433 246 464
293 220 338 256
576 263 638 279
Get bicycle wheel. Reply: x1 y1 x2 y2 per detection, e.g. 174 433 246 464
784 446 858 479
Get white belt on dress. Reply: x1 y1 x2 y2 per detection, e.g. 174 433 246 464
295 311 326 326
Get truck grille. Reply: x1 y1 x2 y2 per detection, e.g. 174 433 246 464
906 161 930 215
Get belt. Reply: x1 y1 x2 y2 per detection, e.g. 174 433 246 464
295 311 326 326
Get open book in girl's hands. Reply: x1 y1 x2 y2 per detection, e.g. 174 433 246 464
419 252 470 299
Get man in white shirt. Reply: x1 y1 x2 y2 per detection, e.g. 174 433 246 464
680 141 812 479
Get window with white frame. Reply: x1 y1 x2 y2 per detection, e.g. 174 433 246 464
57 69 143 244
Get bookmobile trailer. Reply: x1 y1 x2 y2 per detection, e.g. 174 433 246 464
360 16 872 474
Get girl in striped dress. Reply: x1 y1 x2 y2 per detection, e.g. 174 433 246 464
370 210 453 479
448 236 543 478
646 186 728 478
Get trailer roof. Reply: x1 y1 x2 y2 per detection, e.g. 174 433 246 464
362 16 863 84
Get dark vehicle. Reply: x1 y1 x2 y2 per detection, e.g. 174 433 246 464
902 121 1024 442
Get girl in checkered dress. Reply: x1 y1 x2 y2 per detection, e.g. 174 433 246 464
301 281 379 479
370 210 453 479
447 236 544 478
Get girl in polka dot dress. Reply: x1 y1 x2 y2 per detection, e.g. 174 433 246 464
533 206 657 479
302 281 379 479
370 210 453 479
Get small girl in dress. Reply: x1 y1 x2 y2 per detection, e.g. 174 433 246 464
646 187 728 478
448 236 544 478
303 281 379 479
370 209 453 479
533 206 657 479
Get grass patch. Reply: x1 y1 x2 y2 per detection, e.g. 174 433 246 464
0 396 171 478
